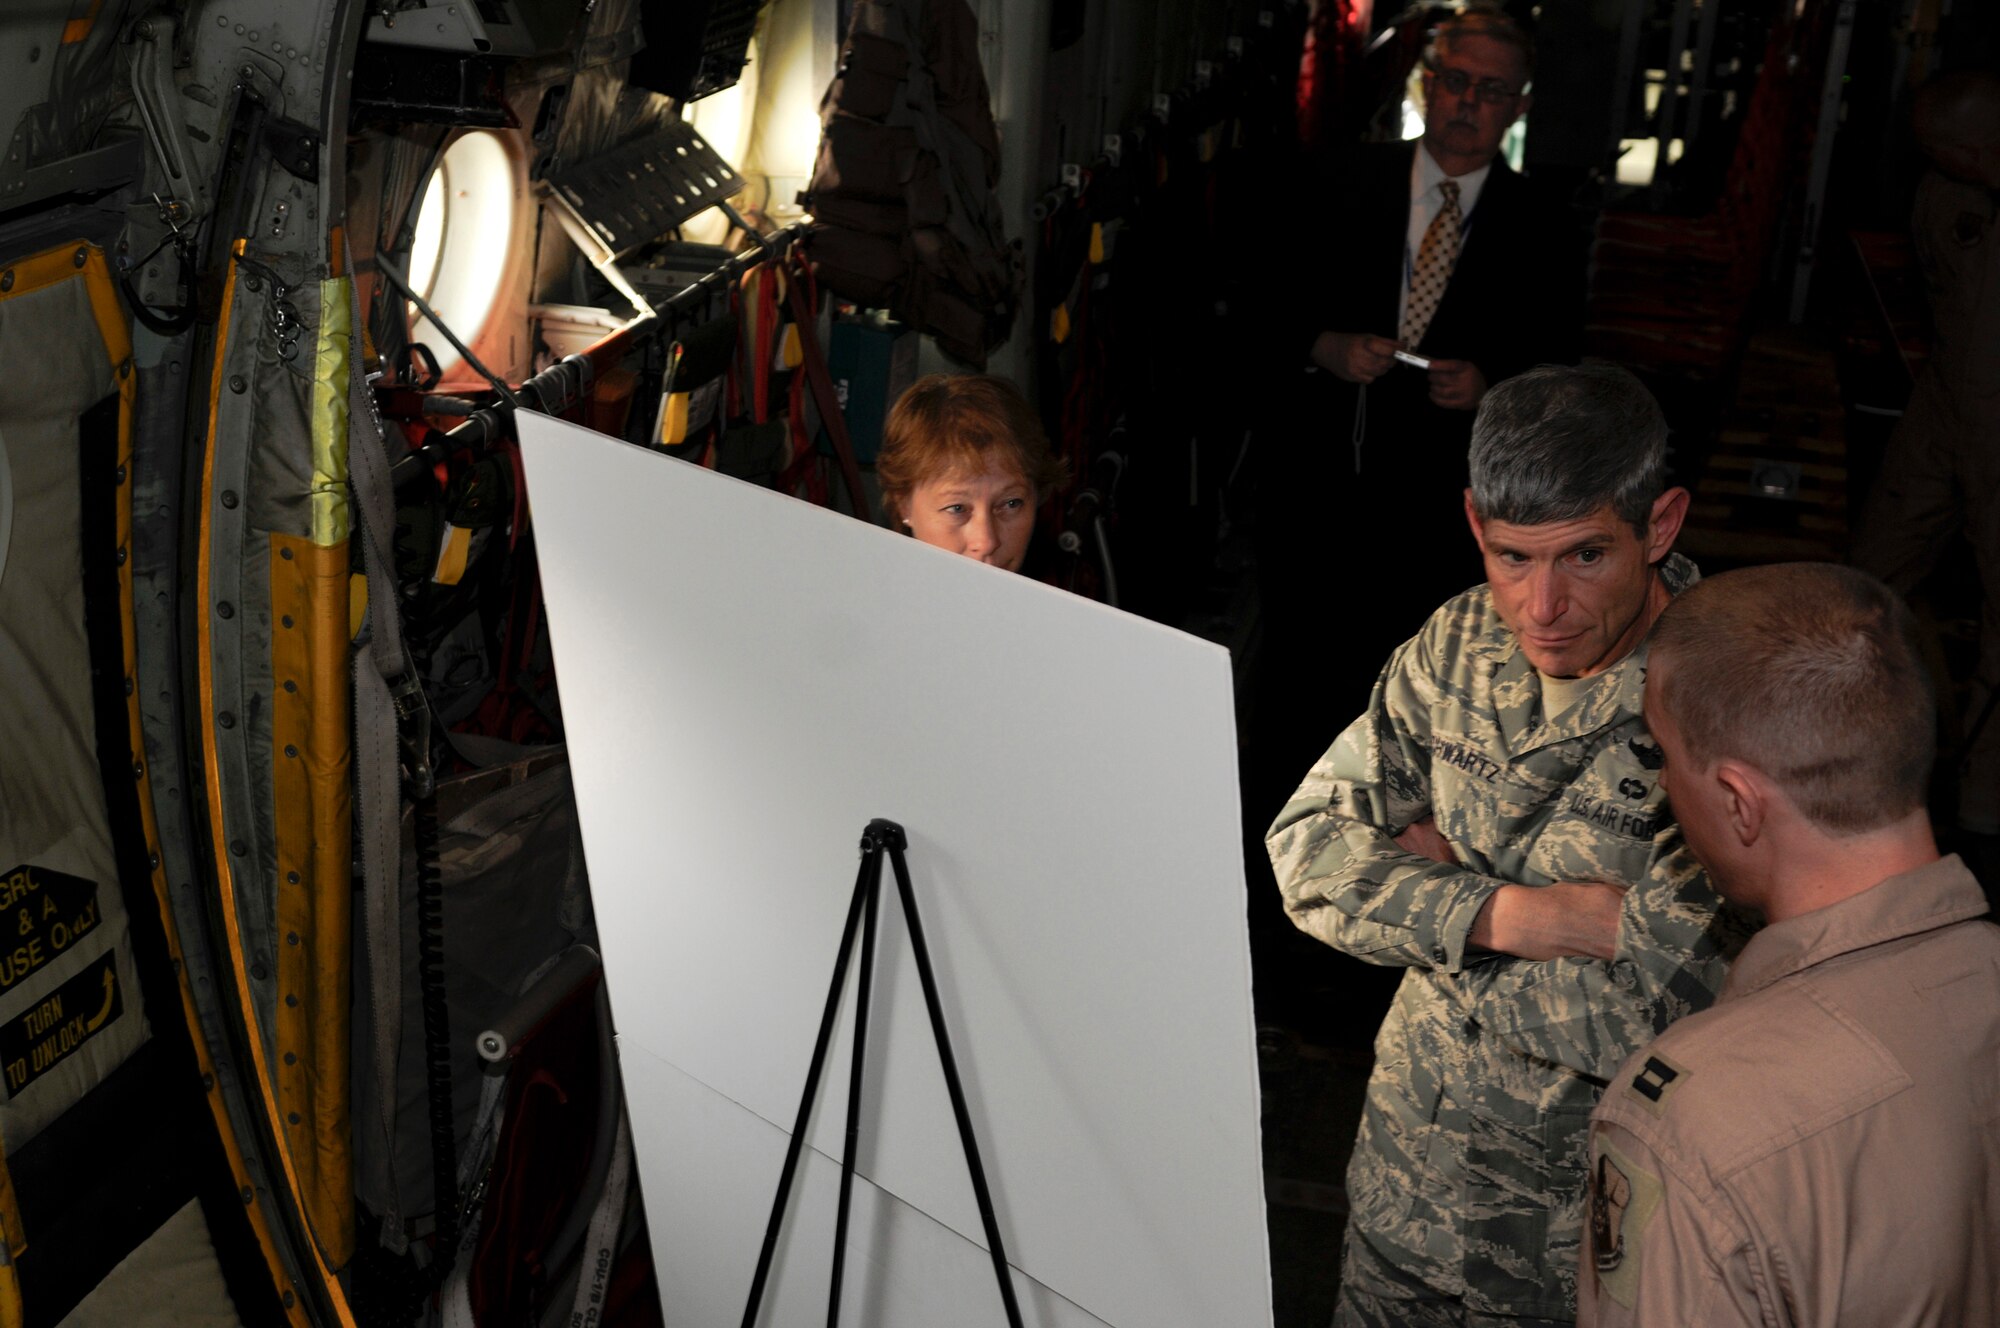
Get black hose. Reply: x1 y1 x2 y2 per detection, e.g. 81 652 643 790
412 793 460 1263
119 268 197 334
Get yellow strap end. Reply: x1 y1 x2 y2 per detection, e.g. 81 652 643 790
349 572 369 639
432 524 473 586
660 391 691 445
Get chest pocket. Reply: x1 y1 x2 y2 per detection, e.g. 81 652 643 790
1519 738 1664 888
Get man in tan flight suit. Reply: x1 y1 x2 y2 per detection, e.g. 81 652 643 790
1582 563 2000 1326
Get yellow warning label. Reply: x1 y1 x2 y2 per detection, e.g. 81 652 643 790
0 865 101 994
0 952 123 1098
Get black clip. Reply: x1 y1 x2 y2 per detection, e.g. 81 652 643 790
388 669 436 800
233 252 304 362
262 114 321 184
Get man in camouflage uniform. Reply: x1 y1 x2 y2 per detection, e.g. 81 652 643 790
1267 365 1748 1325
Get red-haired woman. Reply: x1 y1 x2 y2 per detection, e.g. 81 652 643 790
875 374 1065 573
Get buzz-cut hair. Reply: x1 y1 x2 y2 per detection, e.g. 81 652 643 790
1429 4 1537 84
1648 563 1935 834
1468 363 1670 537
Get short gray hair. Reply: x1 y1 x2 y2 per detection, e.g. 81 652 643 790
1468 364 1669 536
1430 6 1536 85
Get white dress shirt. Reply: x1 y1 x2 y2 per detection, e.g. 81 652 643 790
1397 145 1493 334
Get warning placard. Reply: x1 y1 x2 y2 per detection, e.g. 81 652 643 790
0 864 102 995
0 951 124 1099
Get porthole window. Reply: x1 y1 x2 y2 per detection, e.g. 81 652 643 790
406 130 518 377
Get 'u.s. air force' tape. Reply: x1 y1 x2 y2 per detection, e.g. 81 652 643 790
0 951 124 1099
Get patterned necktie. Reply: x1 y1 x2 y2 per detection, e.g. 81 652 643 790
1401 179 1461 348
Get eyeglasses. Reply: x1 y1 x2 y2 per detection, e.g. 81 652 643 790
1428 67 1524 105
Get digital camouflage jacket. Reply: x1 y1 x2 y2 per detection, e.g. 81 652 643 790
1266 554 1751 1318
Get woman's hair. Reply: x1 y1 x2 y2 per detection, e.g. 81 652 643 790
876 374 1066 522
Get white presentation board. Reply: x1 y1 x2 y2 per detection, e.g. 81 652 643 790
517 412 1271 1328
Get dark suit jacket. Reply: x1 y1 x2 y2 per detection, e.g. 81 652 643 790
1286 139 1586 494
1250 141 1586 720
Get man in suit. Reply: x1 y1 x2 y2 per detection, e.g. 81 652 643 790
1306 11 1569 418
1254 7 1587 777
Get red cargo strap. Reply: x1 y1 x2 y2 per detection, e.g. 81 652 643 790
784 263 872 523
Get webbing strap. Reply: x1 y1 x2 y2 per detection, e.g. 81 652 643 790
1352 381 1367 475
566 1108 633 1328
345 277 411 1251
438 1073 509 1328
785 270 871 523
0 1136 23 1328
751 267 778 425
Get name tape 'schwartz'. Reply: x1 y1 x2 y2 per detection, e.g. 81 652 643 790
0 866 103 995
1427 743 1660 838
1430 737 1502 783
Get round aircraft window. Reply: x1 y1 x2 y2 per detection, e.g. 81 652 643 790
406 130 518 376
407 168 448 297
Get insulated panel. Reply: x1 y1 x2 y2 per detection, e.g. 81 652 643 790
0 263 150 1152
516 413 1270 1328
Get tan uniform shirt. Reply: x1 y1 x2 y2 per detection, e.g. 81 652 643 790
1581 856 2000 1326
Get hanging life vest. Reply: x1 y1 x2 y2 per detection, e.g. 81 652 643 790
800 0 1022 367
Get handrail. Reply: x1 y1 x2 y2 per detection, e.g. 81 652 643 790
386 220 812 483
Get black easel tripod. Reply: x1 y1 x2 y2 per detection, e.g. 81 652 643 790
739 819 1025 1328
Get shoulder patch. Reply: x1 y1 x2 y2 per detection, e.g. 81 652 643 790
1591 1137 1665 1308
1626 1051 1690 1118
